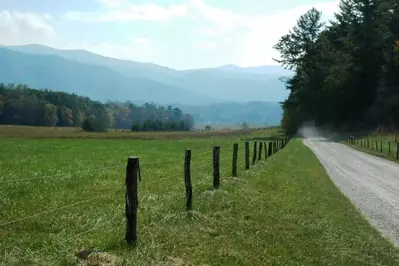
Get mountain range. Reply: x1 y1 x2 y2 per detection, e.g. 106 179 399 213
0 44 291 125
1 44 291 103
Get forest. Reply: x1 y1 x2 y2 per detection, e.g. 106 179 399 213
275 0 399 134
0 83 194 131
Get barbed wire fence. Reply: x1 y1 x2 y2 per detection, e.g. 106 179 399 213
0 136 291 258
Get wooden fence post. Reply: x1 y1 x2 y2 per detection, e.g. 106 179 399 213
258 141 263 160
213 146 220 189
232 143 238 177
245 141 250 170
184 149 192 211
367 139 369 149
389 141 391 154
380 141 383 152
396 143 399 160
375 140 378 151
125 156 139 245
264 142 267 158
252 141 257 165
268 142 272 157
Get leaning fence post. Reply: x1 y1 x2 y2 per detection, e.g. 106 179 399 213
213 145 220 189
252 141 257 165
184 149 192 211
258 141 263 160
125 156 139 245
245 141 250 170
232 143 238 177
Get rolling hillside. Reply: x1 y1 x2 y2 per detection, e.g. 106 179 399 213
0 47 214 105
5 44 290 103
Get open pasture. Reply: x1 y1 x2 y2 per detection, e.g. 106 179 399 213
1 128 399 265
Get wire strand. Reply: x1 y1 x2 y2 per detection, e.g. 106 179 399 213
141 157 184 166
0 191 120 228
141 172 182 187
0 164 124 184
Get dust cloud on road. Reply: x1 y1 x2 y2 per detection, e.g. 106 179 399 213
304 137 399 246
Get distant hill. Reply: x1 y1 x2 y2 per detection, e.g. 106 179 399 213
4 44 290 103
176 101 283 126
0 47 214 104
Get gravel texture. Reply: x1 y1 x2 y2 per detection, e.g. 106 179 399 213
304 138 399 247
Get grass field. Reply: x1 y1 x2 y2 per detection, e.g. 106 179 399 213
1 128 399 265
0 125 270 140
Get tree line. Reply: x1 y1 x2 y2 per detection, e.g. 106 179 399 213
0 83 194 131
274 0 399 134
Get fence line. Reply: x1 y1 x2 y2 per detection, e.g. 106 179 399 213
124 137 291 245
1 137 292 253
0 148 214 184
347 136 399 160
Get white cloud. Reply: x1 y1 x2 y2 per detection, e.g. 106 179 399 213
98 0 122 8
65 2 188 22
189 0 340 66
0 0 341 69
0 10 56 45
190 0 251 37
195 41 217 49
134 37 151 45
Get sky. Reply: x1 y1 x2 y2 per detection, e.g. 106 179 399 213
0 0 339 69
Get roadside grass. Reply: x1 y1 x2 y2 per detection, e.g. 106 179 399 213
0 125 277 140
345 134 399 163
1 135 399 265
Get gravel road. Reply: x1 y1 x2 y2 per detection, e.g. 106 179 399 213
304 138 399 246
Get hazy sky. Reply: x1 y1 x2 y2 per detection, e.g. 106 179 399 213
0 0 339 69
